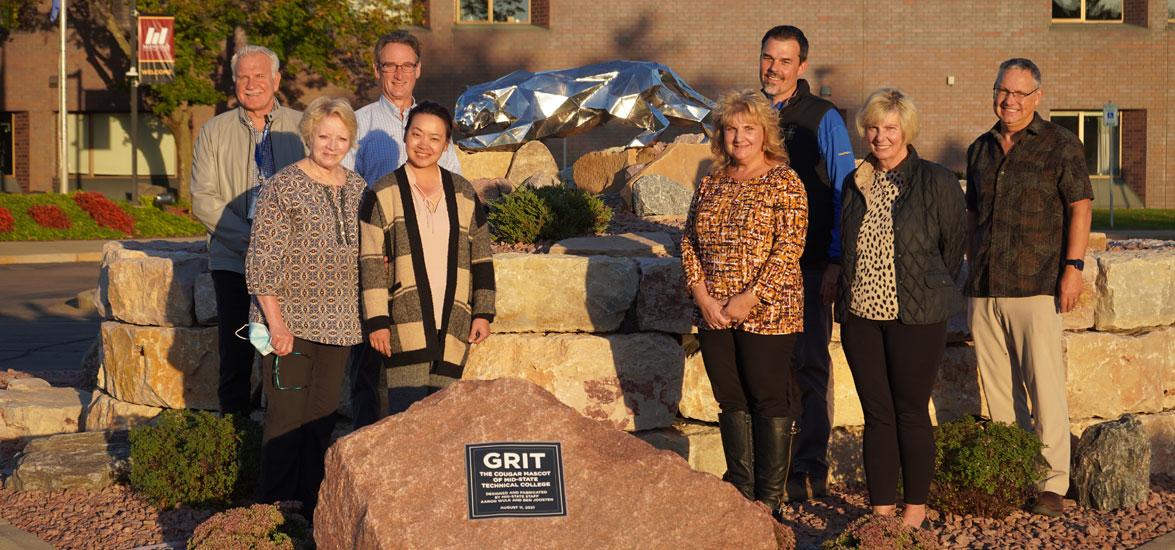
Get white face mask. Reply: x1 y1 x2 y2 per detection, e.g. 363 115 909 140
235 323 274 356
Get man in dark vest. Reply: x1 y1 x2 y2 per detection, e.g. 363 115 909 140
759 25 857 501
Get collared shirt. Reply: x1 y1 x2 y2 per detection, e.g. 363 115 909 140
239 105 278 220
681 164 808 335
965 113 1093 297
343 95 462 186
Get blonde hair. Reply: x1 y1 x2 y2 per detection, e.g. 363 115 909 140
299 96 358 150
708 90 788 174
855 88 919 143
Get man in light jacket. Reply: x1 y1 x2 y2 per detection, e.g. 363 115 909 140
191 45 304 415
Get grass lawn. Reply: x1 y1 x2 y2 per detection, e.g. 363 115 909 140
1091 209 1175 231
0 192 205 241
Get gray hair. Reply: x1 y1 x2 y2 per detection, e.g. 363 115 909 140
231 45 280 81
995 58 1041 88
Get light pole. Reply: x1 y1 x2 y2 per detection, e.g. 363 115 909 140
129 1 140 204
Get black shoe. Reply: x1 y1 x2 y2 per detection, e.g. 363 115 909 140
786 472 809 502
717 411 755 500
1030 491 1064 517
752 415 798 511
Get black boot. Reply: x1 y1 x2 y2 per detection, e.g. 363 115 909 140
717 411 755 500
753 415 798 512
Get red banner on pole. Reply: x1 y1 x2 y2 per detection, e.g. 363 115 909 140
138 16 175 84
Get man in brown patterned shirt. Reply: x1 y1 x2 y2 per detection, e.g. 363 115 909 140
965 58 1093 518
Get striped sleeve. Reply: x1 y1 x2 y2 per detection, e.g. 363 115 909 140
359 188 391 333
468 194 496 321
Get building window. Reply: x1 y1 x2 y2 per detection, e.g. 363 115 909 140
1169 0 1174 20
1052 0 1122 22
457 0 529 23
1051 111 1120 176
67 113 177 177
0 113 13 177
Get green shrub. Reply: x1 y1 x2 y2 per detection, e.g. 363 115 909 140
129 409 261 509
188 503 312 550
822 515 941 550
487 184 612 244
930 417 1046 518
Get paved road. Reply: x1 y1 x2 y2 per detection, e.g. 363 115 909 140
0 262 100 374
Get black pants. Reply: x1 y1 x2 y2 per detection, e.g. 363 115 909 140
212 270 256 415
348 342 383 429
841 312 947 506
259 337 350 520
792 263 834 478
698 329 799 418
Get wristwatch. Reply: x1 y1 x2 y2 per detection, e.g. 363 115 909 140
1063 258 1085 271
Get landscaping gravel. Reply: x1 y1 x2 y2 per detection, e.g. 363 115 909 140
0 475 1170 549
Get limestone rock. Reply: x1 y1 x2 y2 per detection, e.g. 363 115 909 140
633 426 690 461
82 390 164 431
629 143 712 196
99 321 222 410
315 379 791 549
829 343 862 428
1072 415 1150 510
1094 249 1175 331
194 272 218 325
456 148 513 180
505 140 559 189
6 431 130 491
631 174 693 216
549 232 677 257
1139 412 1175 476
79 338 101 391
464 333 685 431
674 421 866 486
673 133 707 144
1088 232 1108 252
492 253 638 333
635 257 693 334
100 242 208 327
677 421 725 478
679 350 718 423
929 344 984 425
0 381 89 440
1065 327 1172 420
571 147 640 194
1061 253 1099 330
521 172 561 189
469 177 513 202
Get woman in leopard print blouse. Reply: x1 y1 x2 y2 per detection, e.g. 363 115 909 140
681 90 808 516
837 88 966 529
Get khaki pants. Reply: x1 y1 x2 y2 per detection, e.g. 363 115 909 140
969 296 1069 495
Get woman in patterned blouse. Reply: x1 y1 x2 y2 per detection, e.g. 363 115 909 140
246 96 366 521
837 88 966 528
681 90 808 515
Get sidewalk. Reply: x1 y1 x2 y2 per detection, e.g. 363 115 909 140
0 517 53 550
0 237 204 265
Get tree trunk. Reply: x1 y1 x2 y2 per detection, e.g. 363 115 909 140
163 105 194 204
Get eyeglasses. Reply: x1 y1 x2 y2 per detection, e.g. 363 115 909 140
993 87 1039 100
378 61 418 75
273 351 309 391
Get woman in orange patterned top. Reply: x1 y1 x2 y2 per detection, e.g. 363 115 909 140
681 90 808 515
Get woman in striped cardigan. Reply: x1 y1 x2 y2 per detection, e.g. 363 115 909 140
358 101 496 415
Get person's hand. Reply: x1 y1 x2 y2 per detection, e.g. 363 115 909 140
698 294 731 330
721 291 758 326
1057 266 1083 313
269 323 294 356
369 328 392 357
469 318 491 344
821 264 841 305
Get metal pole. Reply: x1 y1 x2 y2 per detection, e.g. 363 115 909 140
130 2 139 204
58 0 68 193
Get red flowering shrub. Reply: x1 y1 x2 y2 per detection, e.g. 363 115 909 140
73 191 134 235
0 206 14 232
26 204 72 229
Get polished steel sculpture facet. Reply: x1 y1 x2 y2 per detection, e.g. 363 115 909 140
455 60 715 150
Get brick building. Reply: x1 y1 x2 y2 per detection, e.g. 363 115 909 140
3 0 1174 207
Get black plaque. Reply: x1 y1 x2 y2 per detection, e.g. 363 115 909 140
466 442 567 519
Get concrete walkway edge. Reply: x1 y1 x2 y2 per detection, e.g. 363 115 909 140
0 517 54 550
0 237 204 265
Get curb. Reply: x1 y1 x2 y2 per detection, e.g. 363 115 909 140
0 252 104 265
1136 530 1175 550
0 517 54 550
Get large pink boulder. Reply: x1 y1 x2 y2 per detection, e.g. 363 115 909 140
315 378 792 549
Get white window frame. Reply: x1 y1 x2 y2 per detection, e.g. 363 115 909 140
455 0 531 24
1051 0 1124 23
1050 110 1123 177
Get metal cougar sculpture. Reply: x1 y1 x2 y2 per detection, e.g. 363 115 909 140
455 60 715 150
